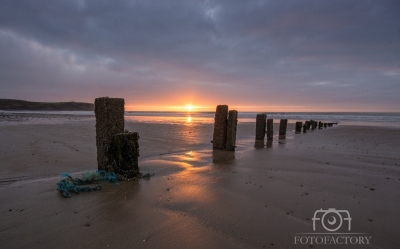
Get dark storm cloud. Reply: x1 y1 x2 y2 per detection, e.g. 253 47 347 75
0 0 399 110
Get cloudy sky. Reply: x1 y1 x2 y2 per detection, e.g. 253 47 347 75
0 0 399 111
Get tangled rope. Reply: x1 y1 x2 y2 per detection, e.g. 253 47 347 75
57 170 118 198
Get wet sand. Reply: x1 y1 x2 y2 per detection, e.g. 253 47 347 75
0 119 399 248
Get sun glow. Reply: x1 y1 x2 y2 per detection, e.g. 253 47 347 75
186 104 193 111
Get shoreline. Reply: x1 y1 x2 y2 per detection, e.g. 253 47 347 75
1 111 400 128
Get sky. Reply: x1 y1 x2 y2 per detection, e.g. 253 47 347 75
0 0 399 112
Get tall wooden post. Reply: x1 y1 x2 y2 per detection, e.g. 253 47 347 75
212 105 229 150
255 114 267 140
305 121 311 130
310 120 315 130
295 121 302 133
303 123 307 133
95 97 125 171
266 119 273 140
226 110 238 151
279 119 288 138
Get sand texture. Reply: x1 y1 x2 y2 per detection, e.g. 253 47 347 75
1 119 400 248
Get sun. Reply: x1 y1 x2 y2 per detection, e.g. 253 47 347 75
186 104 193 111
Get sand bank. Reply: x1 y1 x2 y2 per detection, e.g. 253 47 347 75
0 120 399 248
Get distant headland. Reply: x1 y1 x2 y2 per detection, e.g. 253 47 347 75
0 99 94 111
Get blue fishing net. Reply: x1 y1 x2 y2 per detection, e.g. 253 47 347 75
57 170 118 198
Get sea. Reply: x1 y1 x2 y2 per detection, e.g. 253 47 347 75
0 111 399 127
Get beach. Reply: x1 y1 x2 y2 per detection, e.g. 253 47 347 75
1 114 400 248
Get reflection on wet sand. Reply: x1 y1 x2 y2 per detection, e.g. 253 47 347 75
165 150 210 168
182 151 196 162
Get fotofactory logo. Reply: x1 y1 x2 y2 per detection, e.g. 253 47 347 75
294 208 372 246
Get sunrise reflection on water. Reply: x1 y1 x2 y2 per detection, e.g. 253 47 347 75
124 114 213 124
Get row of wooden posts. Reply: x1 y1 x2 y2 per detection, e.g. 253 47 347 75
211 105 338 151
295 120 337 133
254 116 337 142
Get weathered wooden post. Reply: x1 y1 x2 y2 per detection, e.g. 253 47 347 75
310 120 315 130
212 150 235 163
295 121 302 133
303 123 307 133
324 123 327 128
212 105 228 150
305 121 311 130
266 119 273 140
95 97 125 171
255 114 267 141
213 105 239 151
318 121 323 129
226 110 238 151
108 132 140 177
279 119 288 139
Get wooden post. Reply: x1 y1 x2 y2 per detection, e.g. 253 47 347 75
295 121 302 133
226 110 238 151
303 123 307 133
324 123 327 128
305 121 311 130
95 97 125 171
107 132 139 177
310 120 315 130
279 119 288 138
212 105 228 150
318 121 323 129
254 140 265 148
255 114 267 141
266 119 273 140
